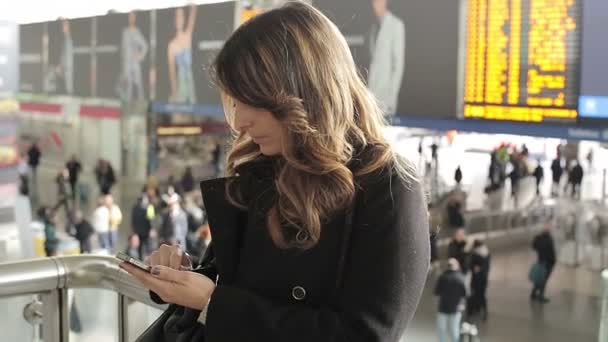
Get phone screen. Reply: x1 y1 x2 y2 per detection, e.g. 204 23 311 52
116 252 151 272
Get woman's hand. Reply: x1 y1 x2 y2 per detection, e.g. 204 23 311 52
145 244 192 270
120 262 215 311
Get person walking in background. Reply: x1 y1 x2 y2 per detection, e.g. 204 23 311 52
27 142 41 193
92 197 111 251
468 239 491 320
125 234 142 260
95 159 116 195
531 222 556 303
73 210 94 254
509 154 521 206
159 193 188 247
446 193 465 229
533 160 544 196
132 195 154 258
435 258 467 342
107 195 123 252
454 166 463 186
550 156 563 197
180 166 195 194
18 155 29 196
66 155 82 203
55 169 72 226
448 228 469 275
211 143 222 176
367 0 405 115
570 161 584 199
428 202 442 271
39 206 59 257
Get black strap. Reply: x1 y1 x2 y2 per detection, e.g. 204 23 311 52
333 192 357 300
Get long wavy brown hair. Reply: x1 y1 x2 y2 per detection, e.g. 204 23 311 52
213 1 417 249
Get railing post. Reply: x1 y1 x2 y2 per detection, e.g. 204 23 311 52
118 294 129 342
41 289 69 342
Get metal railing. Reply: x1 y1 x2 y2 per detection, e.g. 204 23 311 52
0 255 166 342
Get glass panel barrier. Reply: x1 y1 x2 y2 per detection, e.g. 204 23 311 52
68 289 119 342
0 295 37 342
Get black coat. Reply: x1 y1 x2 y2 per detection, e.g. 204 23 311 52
448 240 468 273
28 146 41 168
434 270 467 314
74 220 94 242
551 159 562 183
469 247 490 292
533 231 556 266
132 203 152 237
190 161 429 341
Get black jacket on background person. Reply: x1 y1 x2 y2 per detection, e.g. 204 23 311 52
151 155 430 342
448 240 468 273
28 145 41 169
533 231 556 266
434 269 467 314
132 202 152 238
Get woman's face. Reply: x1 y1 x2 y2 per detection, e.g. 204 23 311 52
231 99 285 156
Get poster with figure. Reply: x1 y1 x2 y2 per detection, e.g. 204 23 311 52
367 0 405 115
19 23 45 93
47 18 92 97
69 18 93 97
313 0 460 118
0 21 19 94
97 11 151 101
47 19 74 95
156 4 198 105
155 1 238 109
192 1 238 107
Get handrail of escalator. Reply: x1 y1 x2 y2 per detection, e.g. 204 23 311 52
0 255 166 310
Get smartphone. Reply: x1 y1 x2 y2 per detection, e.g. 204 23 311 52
116 252 151 272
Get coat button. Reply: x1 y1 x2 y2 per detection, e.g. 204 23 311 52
292 286 306 301
296 230 308 243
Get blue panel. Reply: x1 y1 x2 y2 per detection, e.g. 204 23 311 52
579 96 608 118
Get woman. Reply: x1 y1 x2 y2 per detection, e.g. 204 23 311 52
468 239 490 320
121 3 429 341
39 206 59 257
168 4 197 104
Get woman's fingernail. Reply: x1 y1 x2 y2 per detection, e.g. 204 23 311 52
151 267 161 276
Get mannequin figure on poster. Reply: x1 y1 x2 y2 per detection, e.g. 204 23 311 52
59 19 74 95
168 4 197 104
45 19 74 94
367 0 405 116
118 11 148 102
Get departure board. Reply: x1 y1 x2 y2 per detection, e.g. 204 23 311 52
464 0 582 122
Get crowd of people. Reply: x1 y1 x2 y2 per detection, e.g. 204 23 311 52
19 142 212 262
484 143 587 201
431 222 557 342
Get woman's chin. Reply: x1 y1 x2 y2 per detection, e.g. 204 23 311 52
258 145 281 157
